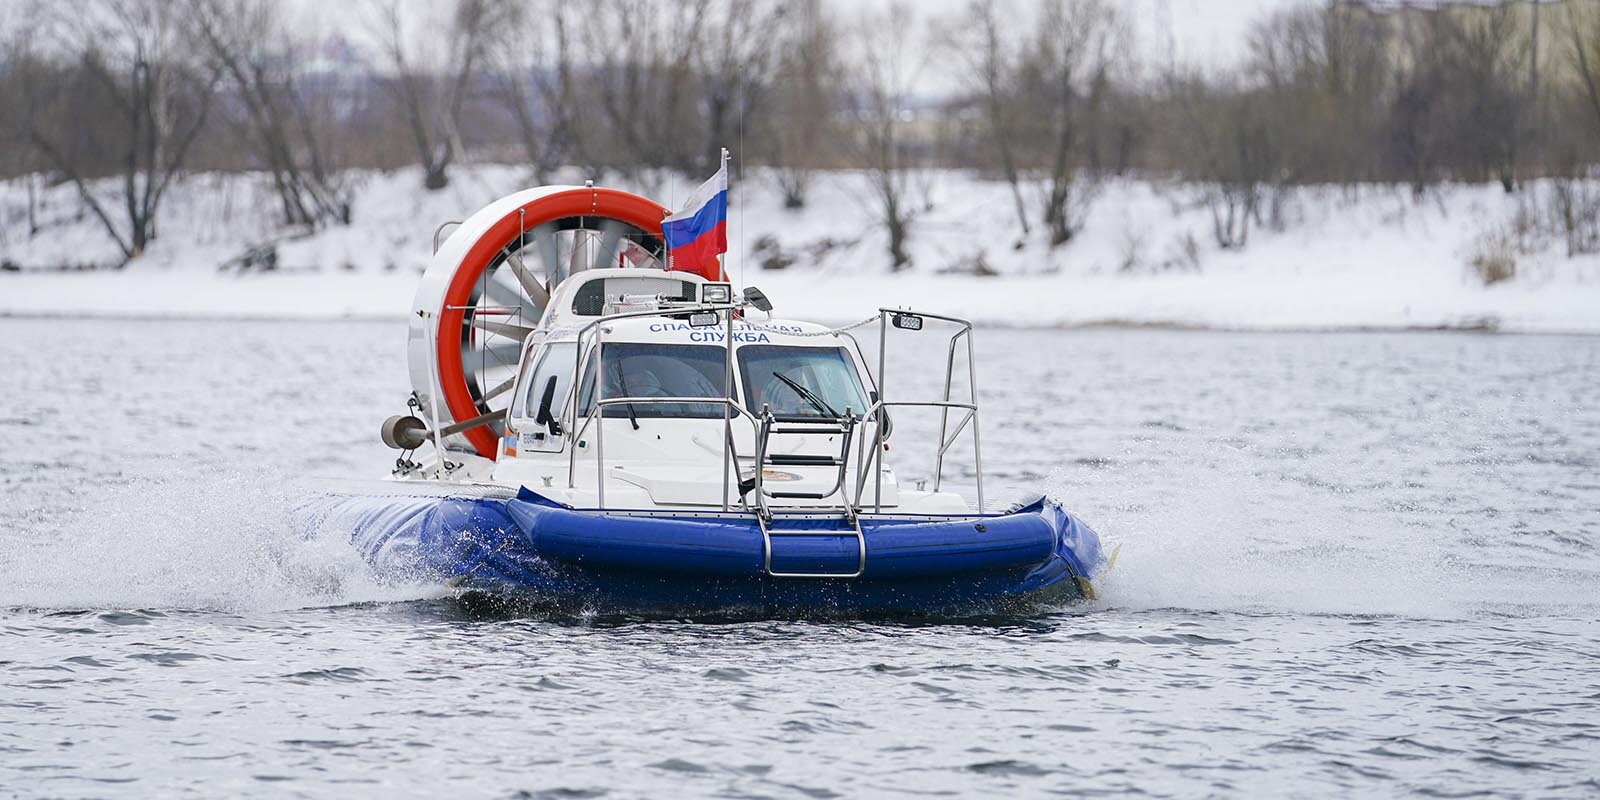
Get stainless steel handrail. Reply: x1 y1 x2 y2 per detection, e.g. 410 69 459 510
934 325 980 494
759 513 866 579
564 302 747 510
432 220 464 254
751 409 860 521
865 308 983 513
547 303 984 517
851 399 981 513
565 396 762 510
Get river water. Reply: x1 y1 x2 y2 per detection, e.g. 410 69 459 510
1 318 1597 797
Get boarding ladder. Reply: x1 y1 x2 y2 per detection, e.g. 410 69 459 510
750 407 866 578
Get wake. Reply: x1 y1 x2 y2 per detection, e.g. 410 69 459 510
0 471 440 613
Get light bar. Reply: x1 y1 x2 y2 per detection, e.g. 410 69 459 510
701 283 732 304
891 312 924 331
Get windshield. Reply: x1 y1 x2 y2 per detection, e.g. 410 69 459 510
739 345 869 420
577 343 729 418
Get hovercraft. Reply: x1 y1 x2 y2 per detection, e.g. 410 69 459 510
313 182 1107 614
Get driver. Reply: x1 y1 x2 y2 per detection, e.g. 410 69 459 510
757 365 825 417
604 356 720 414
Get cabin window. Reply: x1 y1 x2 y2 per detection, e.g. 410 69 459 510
738 346 870 421
519 342 578 419
577 343 730 418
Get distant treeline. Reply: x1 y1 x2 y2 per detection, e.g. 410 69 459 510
0 0 1594 268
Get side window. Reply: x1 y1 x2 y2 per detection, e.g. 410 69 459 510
518 343 578 420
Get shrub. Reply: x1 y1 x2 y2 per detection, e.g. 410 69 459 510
1467 225 1519 285
1548 179 1600 257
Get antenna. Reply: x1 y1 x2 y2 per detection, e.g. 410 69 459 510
738 75 748 291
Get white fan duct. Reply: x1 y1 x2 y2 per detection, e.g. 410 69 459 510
405 184 668 457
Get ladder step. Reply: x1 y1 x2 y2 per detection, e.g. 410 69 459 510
753 407 860 525
764 489 839 500
765 454 841 467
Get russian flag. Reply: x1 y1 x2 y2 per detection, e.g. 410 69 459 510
661 159 728 281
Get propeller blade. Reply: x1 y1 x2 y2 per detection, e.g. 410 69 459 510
567 229 587 276
591 219 626 272
483 374 517 403
533 222 564 287
504 248 550 312
472 316 537 341
482 273 526 311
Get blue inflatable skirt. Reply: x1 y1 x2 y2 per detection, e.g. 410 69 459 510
306 487 1107 615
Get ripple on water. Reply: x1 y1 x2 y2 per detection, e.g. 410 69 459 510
965 759 1052 777
280 667 371 683
0 322 1597 798
127 652 208 667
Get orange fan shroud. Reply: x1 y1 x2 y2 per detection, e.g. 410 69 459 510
434 187 669 458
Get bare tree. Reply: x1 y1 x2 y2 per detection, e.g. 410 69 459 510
0 11 43 187
1565 0 1600 134
946 0 1030 236
1384 10 1455 198
5 0 1592 253
1247 3 1389 185
1018 0 1120 246
0 14 44 245
1166 70 1275 250
189 0 350 228
369 0 508 190
581 0 709 178
697 0 786 173
23 0 218 265
1451 3 1527 191
846 2 924 270
766 0 839 209
489 1 573 183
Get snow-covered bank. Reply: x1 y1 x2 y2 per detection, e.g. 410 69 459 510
3 166 1598 332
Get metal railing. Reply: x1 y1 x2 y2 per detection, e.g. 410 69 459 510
851 309 984 513
432 220 464 254
552 303 982 516
563 302 748 510
751 408 861 521
566 395 761 511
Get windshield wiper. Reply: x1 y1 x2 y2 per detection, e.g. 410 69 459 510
771 371 838 417
614 366 642 430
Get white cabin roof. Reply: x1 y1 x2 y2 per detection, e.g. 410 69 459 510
539 268 709 331
535 267 843 347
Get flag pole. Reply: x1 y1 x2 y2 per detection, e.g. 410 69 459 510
662 208 672 273
720 146 730 283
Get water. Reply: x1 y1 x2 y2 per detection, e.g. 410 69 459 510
2 318 1598 797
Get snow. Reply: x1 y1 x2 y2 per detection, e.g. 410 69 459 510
2 165 1598 332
